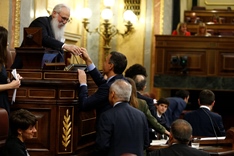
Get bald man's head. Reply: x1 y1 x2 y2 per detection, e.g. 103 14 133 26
133 75 146 91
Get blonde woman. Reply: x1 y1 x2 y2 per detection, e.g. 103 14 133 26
172 22 191 36
195 23 211 36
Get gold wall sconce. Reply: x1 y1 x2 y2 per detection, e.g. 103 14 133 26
81 0 137 54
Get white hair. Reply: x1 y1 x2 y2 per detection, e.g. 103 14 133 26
52 3 70 14
110 79 132 102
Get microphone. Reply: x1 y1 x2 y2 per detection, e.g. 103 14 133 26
201 108 219 145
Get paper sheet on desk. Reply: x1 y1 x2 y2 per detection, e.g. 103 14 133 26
150 139 168 146
199 137 225 140
11 69 18 104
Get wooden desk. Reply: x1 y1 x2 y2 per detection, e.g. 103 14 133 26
148 145 234 156
186 24 234 36
154 35 234 77
8 69 97 156
184 10 234 24
148 128 234 156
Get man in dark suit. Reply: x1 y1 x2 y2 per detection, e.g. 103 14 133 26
184 89 226 137
77 48 127 124
96 79 149 156
132 74 157 118
12 4 81 68
132 74 158 141
165 89 190 126
148 119 210 156
125 64 156 117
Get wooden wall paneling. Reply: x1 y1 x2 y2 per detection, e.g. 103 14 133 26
207 50 216 76
166 49 207 75
187 50 207 75
184 10 234 24
155 48 164 74
155 35 234 77
10 105 57 156
218 51 234 76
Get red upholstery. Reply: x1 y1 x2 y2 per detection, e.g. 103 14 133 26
0 108 9 148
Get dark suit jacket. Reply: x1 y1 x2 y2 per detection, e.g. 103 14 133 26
11 16 64 69
155 109 170 131
148 144 210 156
96 102 149 156
29 16 64 50
78 67 125 123
165 97 186 126
184 108 226 137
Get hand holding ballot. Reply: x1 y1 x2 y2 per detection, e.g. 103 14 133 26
11 69 23 104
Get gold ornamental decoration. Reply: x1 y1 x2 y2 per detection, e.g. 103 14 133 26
15 0 21 47
62 109 72 150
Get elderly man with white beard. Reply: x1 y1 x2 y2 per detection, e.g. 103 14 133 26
30 3 81 55
11 3 81 69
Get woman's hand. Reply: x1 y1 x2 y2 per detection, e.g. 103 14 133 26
9 79 21 89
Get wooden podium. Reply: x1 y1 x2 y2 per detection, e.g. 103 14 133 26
8 69 97 156
13 27 65 70
8 27 96 156
14 47 66 70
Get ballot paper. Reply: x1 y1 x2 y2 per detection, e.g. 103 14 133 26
11 69 18 104
150 139 168 146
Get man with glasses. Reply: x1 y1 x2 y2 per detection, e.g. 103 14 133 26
29 4 80 55
29 4 81 61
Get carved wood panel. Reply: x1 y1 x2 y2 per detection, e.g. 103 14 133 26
164 49 207 75
218 51 234 76
8 69 97 156
154 35 234 77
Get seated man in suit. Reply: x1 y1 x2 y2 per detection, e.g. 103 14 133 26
148 119 210 156
184 89 226 137
155 98 170 139
12 3 81 68
96 79 149 156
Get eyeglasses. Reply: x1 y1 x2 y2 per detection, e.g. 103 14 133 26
57 13 70 23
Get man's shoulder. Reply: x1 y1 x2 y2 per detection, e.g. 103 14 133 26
184 109 198 116
137 93 153 103
30 16 50 25
34 16 49 21
184 109 208 121
166 97 185 104
138 98 148 106
167 144 209 155
109 74 124 82
209 110 222 118
103 102 143 115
